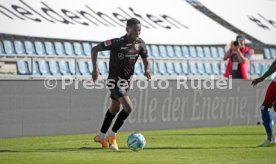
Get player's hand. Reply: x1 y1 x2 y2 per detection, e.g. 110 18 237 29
144 70 151 80
92 67 99 82
251 77 264 87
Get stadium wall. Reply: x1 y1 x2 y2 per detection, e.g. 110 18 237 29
0 79 272 138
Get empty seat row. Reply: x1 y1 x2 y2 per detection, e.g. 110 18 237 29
249 62 272 76
17 60 109 76
263 48 276 59
17 59 272 77
147 45 226 59
152 61 224 76
17 60 226 76
0 40 110 57
0 39 227 59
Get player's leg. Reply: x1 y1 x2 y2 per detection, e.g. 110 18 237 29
94 99 121 148
112 95 133 132
107 95 133 151
259 82 276 147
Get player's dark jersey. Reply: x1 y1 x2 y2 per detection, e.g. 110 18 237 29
100 34 148 81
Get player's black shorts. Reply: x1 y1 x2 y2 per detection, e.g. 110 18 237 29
109 86 129 101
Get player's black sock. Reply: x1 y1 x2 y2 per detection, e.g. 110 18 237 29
100 109 116 134
112 110 130 133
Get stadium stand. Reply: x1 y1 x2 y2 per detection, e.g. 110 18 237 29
0 33 274 79
0 0 275 79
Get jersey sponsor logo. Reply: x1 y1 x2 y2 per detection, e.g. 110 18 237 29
134 44 140 51
126 54 139 59
104 40 111 47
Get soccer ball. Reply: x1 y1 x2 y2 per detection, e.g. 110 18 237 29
127 132 146 151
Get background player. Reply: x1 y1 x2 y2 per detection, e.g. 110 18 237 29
252 59 276 147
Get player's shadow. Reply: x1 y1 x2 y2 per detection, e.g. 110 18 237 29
0 147 106 153
154 133 263 136
145 146 259 150
0 145 260 153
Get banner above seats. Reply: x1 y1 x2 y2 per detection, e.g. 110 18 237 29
200 0 276 45
0 0 236 45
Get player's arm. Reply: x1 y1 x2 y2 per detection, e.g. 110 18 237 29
236 48 250 64
140 41 151 79
91 44 103 81
142 57 151 80
91 39 117 81
251 59 276 87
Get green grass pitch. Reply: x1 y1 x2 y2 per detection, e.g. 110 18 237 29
0 125 275 164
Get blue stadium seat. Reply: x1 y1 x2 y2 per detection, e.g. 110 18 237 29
174 46 183 58
134 62 143 75
263 48 271 59
58 61 71 76
181 62 189 75
196 47 204 58
211 63 220 75
30 61 40 75
102 51 110 56
249 63 255 75
17 61 29 75
68 60 76 75
203 47 211 58
188 46 197 58
158 45 167 58
204 63 212 75
87 61 93 75
98 61 108 75
83 42 91 56
34 41 45 55
146 45 153 57
152 62 158 75
24 41 35 55
14 40 25 55
73 42 84 56
197 62 205 75
260 63 269 76
253 63 261 75
210 47 219 58
167 46 175 58
48 60 61 76
150 45 159 57
77 61 89 75
38 60 50 75
166 62 176 75
0 41 4 54
64 42 74 56
189 62 198 75
54 41 65 56
270 48 276 59
44 41 55 55
3 40 15 55
156 62 167 75
181 46 189 58
220 62 226 75
217 47 225 58
224 47 228 54
173 63 183 75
